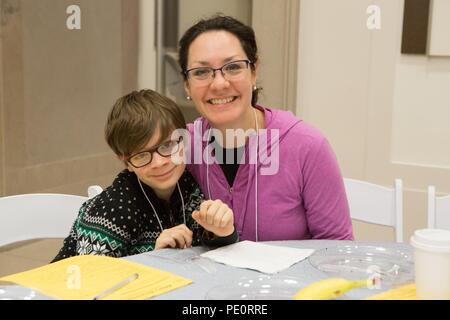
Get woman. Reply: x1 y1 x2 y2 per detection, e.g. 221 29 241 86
53 89 238 262
178 15 353 241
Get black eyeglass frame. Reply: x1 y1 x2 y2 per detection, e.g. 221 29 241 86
183 59 253 81
126 136 184 168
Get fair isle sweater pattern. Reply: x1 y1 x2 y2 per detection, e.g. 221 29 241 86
52 170 204 262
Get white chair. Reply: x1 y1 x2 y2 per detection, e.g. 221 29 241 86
344 178 403 242
427 186 450 230
0 186 102 247
87 185 103 198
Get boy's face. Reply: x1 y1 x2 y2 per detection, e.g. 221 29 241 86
126 129 186 198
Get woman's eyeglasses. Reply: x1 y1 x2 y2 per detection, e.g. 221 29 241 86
184 60 253 85
127 136 183 168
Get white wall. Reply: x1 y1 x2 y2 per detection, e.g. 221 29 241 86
392 55 450 168
297 0 450 241
297 0 374 179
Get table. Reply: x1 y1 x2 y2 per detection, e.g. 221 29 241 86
0 240 414 300
127 240 413 300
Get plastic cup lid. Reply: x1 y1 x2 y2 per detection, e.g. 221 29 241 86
410 229 450 253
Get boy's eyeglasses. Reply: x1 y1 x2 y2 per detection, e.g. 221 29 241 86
184 60 253 85
127 136 183 168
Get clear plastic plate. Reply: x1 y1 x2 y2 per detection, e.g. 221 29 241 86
308 245 414 288
0 285 52 300
205 275 304 300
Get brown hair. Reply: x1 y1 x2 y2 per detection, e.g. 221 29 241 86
105 89 186 158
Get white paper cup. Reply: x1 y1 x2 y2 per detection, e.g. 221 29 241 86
410 229 450 300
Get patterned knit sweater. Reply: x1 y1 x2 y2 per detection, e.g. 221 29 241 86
52 169 235 262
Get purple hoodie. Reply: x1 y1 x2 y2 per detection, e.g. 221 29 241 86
186 105 353 241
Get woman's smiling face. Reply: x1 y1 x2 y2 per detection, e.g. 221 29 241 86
184 30 258 128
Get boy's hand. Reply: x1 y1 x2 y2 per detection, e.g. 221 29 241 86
155 224 193 250
192 200 235 237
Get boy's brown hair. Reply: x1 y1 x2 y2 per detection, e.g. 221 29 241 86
105 89 186 159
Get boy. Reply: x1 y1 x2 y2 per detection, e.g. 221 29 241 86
53 89 238 262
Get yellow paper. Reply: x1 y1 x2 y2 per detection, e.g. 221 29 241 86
0 255 192 300
366 283 418 300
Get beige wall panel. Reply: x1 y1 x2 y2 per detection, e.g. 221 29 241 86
403 189 429 240
137 0 156 90
392 56 450 168
252 0 299 112
122 0 139 94
2 0 26 172
352 221 395 242
0 15 4 195
1 0 135 196
297 0 373 179
21 0 121 165
365 0 401 185
178 0 251 36
428 0 450 56
7 152 122 195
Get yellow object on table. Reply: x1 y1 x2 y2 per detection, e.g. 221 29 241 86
293 278 370 300
366 283 418 300
0 255 192 300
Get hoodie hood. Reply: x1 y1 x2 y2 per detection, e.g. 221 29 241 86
192 105 302 167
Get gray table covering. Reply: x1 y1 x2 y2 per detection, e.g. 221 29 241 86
126 240 414 300
0 240 414 300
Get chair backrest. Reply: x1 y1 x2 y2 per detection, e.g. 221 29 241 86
0 193 88 247
344 178 403 242
427 186 450 230
87 185 103 198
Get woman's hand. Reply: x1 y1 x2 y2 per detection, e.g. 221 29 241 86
155 224 193 250
192 200 235 237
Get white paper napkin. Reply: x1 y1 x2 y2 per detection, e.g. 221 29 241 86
200 240 315 274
